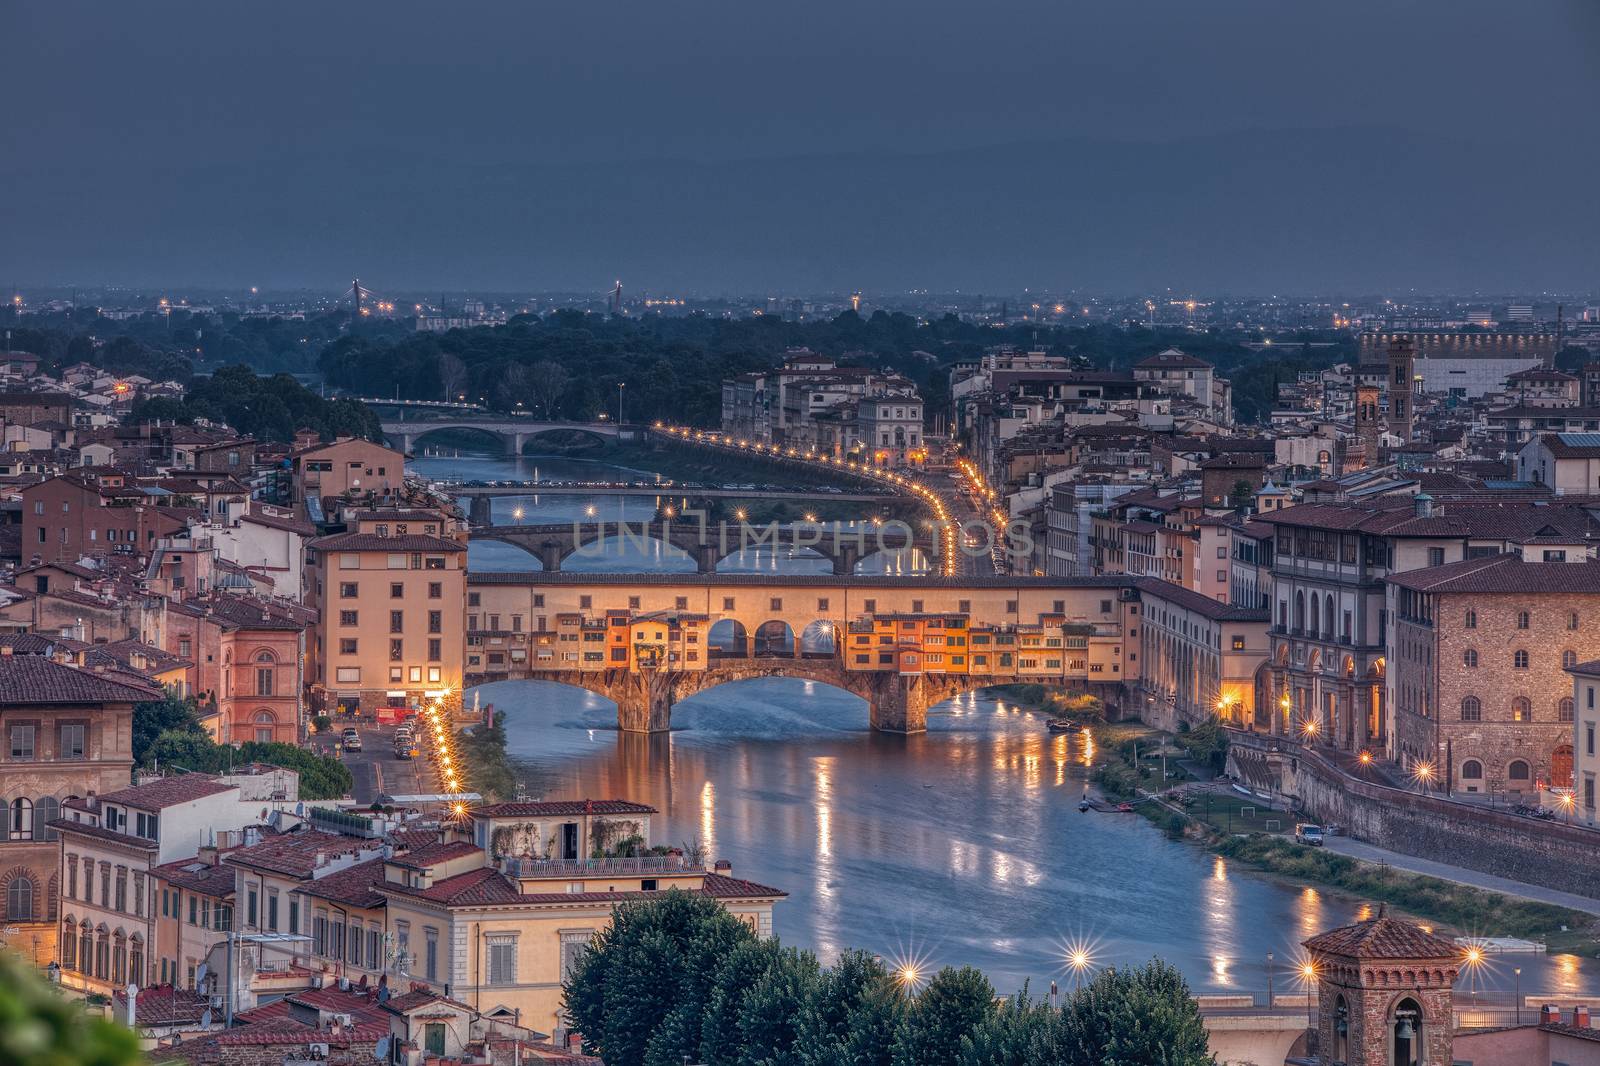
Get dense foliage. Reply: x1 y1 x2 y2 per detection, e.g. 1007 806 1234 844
135 701 354 800
0 947 141 1066
317 310 1350 426
456 717 519 802
130 364 381 443
563 891 1211 1066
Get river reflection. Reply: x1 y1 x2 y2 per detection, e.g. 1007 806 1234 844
428 450 1594 995
473 677 1598 996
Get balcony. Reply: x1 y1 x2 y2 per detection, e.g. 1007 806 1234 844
503 854 693 878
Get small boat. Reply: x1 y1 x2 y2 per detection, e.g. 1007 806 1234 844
1077 799 1093 813
1116 802 1135 813
1047 719 1082 734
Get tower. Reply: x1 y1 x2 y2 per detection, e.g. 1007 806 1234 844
1354 384 1382 467
1304 910 1461 1066
1386 337 1415 441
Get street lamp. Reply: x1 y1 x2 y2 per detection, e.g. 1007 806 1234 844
1266 951 1274 1008
1066 943 1094 993
618 382 626 426
1298 960 1318 1027
1411 760 1436 795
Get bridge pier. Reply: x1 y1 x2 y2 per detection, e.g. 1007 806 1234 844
867 673 928 733
468 496 493 525
692 544 719 574
830 545 862 576
537 544 565 572
611 669 677 733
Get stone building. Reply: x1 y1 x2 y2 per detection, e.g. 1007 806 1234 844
1259 495 1600 759
1388 553 1600 796
1304 909 1461 1066
1132 577 1269 731
0 656 156 965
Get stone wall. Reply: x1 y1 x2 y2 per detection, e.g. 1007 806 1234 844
1228 731 1600 900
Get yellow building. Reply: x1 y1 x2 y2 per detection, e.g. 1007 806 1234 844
305 525 467 712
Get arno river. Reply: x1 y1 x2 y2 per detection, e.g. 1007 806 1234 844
416 450 1593 998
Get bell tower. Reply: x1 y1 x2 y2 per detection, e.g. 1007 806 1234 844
1386 337 1416 441
1303 909 1461 1066
1354 384 1382 467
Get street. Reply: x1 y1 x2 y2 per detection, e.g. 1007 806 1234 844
314 722 431 805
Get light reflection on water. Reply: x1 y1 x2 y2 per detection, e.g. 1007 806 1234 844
478 677 1597 996
433 451 1596 997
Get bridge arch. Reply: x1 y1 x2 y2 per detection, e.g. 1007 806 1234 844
518 426 614 451
854 547 932 576
708 619 749 659
407 425 509 455
753 621 796 658
716 545 830 575
800 620 841 658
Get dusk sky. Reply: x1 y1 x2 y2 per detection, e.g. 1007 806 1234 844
6 0 1598 294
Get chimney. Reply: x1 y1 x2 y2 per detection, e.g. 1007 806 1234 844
1542 1004 1562 1025
1412 492 1434 519
1576 1004 1591 1028
714 859 732 876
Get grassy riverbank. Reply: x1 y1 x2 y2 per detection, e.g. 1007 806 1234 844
991 684 1600 953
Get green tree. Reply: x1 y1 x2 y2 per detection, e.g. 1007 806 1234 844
142 730 353 800
956 987 1051 1066
564 891 753 1066
642 909 756 1066
735 947 821 1066
456 718 517 802
132 694 203 764
1055 960 1212 1066
0 948 140 1066
796 950 908 1066
698 938 784 1066
890 967 995 1066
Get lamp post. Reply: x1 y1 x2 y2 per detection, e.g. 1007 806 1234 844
618 382 626 426
1514 966 1522 1024
1266 951 1274 1009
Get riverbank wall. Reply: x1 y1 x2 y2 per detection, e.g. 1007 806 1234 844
1227 731 1600 901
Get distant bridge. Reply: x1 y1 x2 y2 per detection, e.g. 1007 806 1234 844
382 418 628 455
469 520 943 575
444 482 892 504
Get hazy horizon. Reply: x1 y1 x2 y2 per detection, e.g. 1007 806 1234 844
6 0 1597 294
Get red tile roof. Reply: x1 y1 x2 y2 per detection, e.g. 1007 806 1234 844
308 532 465 552
0 655 161 704
1388 554 1600 594
225 828 386 878
296 857 389 909
100 775 236 811
154 857 237 896
1303 914 1460 960
472 800 656 818
389 840 483 869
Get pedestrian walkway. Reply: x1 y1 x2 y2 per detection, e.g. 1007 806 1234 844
1324 835 1600 917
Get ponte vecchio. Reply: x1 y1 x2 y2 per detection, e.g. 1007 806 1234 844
464 572 1145 732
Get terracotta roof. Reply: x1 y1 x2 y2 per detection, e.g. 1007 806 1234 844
383 866 524 907
297 857 389 909
0 655 161 704
1388 554 1600 594
154 857 237 896
380 989 476 1016
241 509 318 536
388 839 483 869
1133 577 1270 622
308 532 465 552
99 775 236 811
226 828 386 878
472 799 657 818
1259 500 1600 541
1303 914 1460 960
1135 348 1213 370
113 985 211 1026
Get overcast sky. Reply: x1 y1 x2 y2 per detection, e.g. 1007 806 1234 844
6 0 1598 295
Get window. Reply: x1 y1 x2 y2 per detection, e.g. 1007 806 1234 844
486 934 517 985
1564 650 1579 669
8 798 32 841
1460 697 1481 722
428 611 442 634
256 665 274 696
428 639 442 661
339 582 359 598
1559 697 1575 723
9 724 34 760
1508 759 1531 782
339 639 358 655
428 582 442 599
60 723 86 759
1460 760 1483 780
1462 649 1477 668
1464 609 1476 629
391 582 405 599
560 931 591 982
1427 547 1444 566
339 610 358 626
1517 611 1531 630
424 927 439 981
5 876 32 921
1513 650 1529 669
390 639 404 661
390 610 405 633
1512 697 1532 722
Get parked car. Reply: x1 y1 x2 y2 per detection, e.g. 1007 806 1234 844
341 728 363 752
1294 823 1325 846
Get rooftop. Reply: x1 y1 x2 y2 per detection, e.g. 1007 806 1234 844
1304 913 1461 960
0 655 162 704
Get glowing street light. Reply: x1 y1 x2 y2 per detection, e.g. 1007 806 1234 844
1411 760 1436 794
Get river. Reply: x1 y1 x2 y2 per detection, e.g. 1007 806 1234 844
415 449 1594 998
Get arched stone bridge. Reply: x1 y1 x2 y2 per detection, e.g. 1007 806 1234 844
470 521 944 575
382 419 625 456
479 657 1124 733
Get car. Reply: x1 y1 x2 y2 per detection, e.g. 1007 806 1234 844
1294 823 1325 846
341 729 363 752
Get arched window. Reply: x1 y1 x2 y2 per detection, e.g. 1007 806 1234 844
1294 591 1305 632
1462 649 1478 668
8 798 32 841
1512 697 1532 722
253 710 276 744
1508 759 1531 782
5 875 32 921
1308 593 1320 638
1560 697 1576 723
129 935 145 988
1324 598 1335 641
78 921 92 973
1517 610 1531 630
61 918 77 971
93 927 108 979
1462 759 1483 779
1513 650 1529 669
1460 697 1481 722
1464 608 1477 629
1571 611 1581 631
254 651 276 696
1564 650 1578 669
33 796 60 842
112 931 126 986
1393 997 1423 1066
1334 995 1350 1066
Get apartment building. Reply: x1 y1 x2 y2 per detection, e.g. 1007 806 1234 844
290 437 405 509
